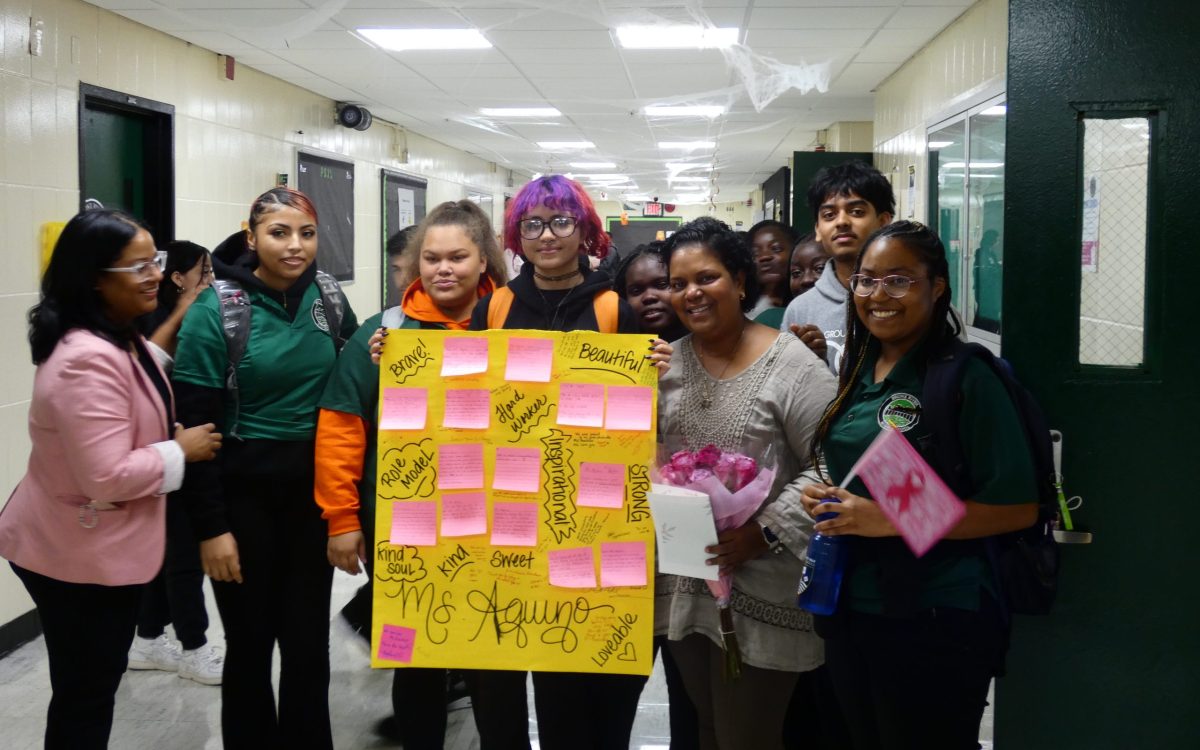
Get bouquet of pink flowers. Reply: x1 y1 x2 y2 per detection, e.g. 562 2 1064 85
655 442 776 679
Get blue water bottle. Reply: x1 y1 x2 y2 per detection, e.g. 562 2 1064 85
797 501 847 616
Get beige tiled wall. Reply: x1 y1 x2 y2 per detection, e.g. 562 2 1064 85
0 0 523 627
872 0 1007 221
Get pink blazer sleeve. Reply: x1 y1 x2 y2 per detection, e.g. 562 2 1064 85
47 342 165 503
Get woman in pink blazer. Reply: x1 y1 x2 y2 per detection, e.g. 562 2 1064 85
0 210 222 750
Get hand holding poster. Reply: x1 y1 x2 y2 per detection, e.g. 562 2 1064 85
374 329 657 675
844 426 965 557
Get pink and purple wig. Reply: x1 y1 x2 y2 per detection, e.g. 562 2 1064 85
503 175 611 259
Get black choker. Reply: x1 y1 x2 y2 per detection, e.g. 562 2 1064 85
534 268 582 282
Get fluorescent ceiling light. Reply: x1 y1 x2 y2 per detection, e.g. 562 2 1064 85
644 105 725 118
659 141 715 150
480 107 560 117
358 28 491 51
616 25 738 50
927 140 955 149
980 105 1007 116
570 161 616 169
669 175 710 183
537 141 595 150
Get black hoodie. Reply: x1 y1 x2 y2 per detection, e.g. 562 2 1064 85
175 230 357 540
470 256 638 333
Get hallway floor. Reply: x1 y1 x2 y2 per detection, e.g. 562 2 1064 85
0 569 672 749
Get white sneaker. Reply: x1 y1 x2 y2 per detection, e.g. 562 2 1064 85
178 643 224 686
128 634 182 672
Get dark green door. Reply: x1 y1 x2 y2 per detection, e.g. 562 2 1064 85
78 84 174 244
1001 1 1199 747
82 107 146 218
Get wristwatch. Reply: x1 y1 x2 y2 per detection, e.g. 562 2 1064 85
759 523 784 555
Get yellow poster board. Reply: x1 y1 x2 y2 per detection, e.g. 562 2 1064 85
373 329 657 676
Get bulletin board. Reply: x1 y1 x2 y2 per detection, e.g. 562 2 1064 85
381 170 428 308
298 151 355 281
373 329 657 676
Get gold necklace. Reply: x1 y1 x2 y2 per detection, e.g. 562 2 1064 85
695 321 747 409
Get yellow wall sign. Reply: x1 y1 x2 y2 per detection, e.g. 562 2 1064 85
373 329 658 676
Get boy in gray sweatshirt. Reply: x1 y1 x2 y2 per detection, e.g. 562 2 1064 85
781 161 895 373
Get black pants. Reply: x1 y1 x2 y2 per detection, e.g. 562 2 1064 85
532 671 648 750
783 665 853 750
352 502 449 749
12 562 142 750
464 669 531 750
210 477 333 750
823 598 1008 750
136 494 208 649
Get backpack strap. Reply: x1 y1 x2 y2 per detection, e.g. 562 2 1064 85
315 270 347 351
592 290 620 334
380 306 407 329
212 279 252 438
920 338 981 499
487 287 515 329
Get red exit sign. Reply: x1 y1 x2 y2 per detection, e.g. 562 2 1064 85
643 202 663 216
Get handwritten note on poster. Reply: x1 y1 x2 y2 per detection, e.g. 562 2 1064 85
381 388 427 431
375 329 658 676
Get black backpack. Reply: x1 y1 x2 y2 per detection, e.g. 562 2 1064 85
921 339 1059 617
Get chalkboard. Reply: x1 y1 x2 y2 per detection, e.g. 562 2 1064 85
381 170 429 308
298 152 355 281
604 216 682 267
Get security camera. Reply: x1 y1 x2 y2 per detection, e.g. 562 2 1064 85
336 103 373 131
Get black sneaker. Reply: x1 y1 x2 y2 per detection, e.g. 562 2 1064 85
373 716 402 742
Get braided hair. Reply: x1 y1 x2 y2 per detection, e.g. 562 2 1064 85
808 221 959 477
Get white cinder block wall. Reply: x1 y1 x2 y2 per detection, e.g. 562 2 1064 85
872 0 1008 222
0 0 525 629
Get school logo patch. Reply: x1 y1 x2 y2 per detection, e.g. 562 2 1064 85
877 392 921 432
311 298 330 332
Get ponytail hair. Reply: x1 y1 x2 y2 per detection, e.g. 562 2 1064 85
808 220 959 475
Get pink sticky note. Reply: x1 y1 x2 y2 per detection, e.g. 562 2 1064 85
505 337 554 382
556 383 605 427
443 389 490 429
380 388 427 430
377 624 416 663
438 444 484 490
493 447 541 493
442 337 489 376
849 426 967 558
440 492 487 537
548 547 597 588
577 462 626 508
600 541 648 587
605 385 653 431
390 501 436 546
490 503 538 547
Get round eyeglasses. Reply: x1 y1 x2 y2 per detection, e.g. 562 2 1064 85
102 251 167 279
519 215 577 241
848 273 925 299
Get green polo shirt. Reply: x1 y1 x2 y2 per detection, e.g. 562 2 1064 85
174 283 343 440
823 340 1037 613
317 311 444 517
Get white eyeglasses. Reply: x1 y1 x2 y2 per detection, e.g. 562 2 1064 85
102 251 166 279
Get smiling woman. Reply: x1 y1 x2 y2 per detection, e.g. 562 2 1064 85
657 216 836 750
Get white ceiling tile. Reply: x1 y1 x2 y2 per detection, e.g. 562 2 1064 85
332 9 474 28
440 78 544 100
747 7 892 29
618 49 734 66
401 62 525 78
458 9 610 31
537 78 637 99
869 26 942 48
503 46 623 64
745 29 875 48
887 6 971 29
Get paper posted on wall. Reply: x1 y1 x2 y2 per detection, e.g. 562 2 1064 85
647 484 720 581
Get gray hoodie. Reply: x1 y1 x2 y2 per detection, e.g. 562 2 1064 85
780 262 848 374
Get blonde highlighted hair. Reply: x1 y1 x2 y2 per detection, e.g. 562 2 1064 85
396 200 507 292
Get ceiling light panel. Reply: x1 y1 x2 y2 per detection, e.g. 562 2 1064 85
357 28 492 51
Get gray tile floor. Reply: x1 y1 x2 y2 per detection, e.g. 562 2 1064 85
0 570 674 750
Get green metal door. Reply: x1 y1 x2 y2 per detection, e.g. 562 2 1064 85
81 106 146 218
1000 1 1199 746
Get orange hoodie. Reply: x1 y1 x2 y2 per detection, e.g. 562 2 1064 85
314 274 498 538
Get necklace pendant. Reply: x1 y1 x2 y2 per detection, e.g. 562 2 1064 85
700 396 712 409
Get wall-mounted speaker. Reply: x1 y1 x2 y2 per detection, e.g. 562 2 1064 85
337 103 373 131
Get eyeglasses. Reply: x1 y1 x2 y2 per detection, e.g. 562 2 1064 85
102 251 166 279
519 215 577 241
848 273 925 298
